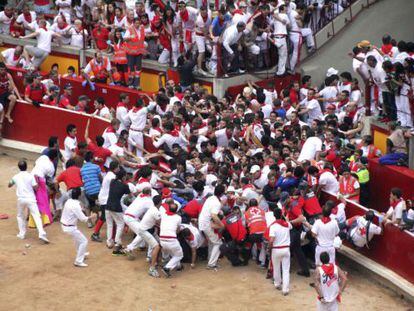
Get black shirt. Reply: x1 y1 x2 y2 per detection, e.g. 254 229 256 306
178 60 195 87
106 179 130 213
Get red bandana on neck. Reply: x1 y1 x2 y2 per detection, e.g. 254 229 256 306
23 12 32 23
275 219 289 227
381 44 393 56
139 193 151 197
321 263 335 278
169 129 179 137
321 216 331 224
105 126 116 133
132 106 143 113
180 9 189 22
242 184 255 191
117 102 128 108
391 198 403 208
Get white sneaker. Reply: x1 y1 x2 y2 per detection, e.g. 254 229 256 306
39 236 50 244
74 262 88 268
17 234 25 240
148 266 160 278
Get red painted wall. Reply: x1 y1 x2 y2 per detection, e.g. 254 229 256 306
2 101 109 148
368 158 414 212
320 192 414 285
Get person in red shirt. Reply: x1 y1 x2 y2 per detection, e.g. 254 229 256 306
84 119 112 171
55 158 83 191
92 23 110 51
298 182 322 222
244 199 267 266
220 206 247 266
24 72 48 107
58 83 75 110
279 191 310 277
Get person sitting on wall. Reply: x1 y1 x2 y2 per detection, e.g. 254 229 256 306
379 121 411 166
82 51 114 90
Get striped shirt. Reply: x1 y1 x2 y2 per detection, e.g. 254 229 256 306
80 162 101 195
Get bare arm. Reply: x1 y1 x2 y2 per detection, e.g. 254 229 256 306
84 118 92 145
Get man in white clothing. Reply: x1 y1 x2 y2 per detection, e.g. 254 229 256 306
160 202 183 277
221 22 246 75
8 160 49 243
61 187 96 267
270 4 290 76
21 19 61 69
298 89 323 125
310 202 340 266
63 124 77 163
198 184 225 269
298 129 323 162
318 162 339 195
268 208 292 296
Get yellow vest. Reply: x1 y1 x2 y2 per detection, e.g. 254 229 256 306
356 168 369 184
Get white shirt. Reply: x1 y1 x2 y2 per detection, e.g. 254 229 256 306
298 136 323 162
98 171 116 205
50 23 71 45
16 11 37 35
269 221 292 248
386 200 405 222
0 11 13 34
198 195 222 231
312 218 340 247
116 105 129 132
127 107 150 131
105 144 124 168
181 223 205 249
140 205 161 231
303 98 323 123
32 155 55 179
1 48 26 67
125 195 153 219
253 172 268 189
350 216 382 248
36 28 54 53
273 13 289 35
222 25 243 54
153 132 188 150
61 198 88 226
330 203 346 224
69 28 87 48
319 171 339 194
160 213 181 238
63 136 77 162
12 171 37 202
102 128 117 148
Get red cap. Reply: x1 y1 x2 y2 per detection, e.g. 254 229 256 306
162 188 171 199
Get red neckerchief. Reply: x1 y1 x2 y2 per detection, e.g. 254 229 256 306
139 193 151 197
40 25 48 31
117 102 128 108
165 210 175 216
226 130 232 139
242 184 255 191
232 9 244 16
283 103 291 111
105 126 116 133
275 219 289 227
153 127 163 134
132 106 143 113
180 9 189 22
202 14 208 23
5 11 13 18
331 206 338 215
13 53 19 61
138 177 150 184
127 17 133 24
391 198 403 208
318 168 333 177
58 21 68 30
338 98 348 109
115 15 124 23
116 142 123 147
381 44 393 56
321 263 335 278
23 12 32 23
186 232 195 241
169 129 179 137
321 216 331 224
218 16 224 26
342 81 351 86
68 134 76 139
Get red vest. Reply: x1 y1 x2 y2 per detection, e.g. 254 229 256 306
339 176 359 202
124 26 146 56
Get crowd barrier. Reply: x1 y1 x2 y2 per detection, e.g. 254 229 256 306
7 67 153 112
320 191 414 285
368 158 414 213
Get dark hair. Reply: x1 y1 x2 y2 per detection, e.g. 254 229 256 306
71 187 82 200
109 160 119 171
116 169 126 180
84 151 94 162
47 149 58 160
153 195 162 206
214 184 225 197
18 160 27 171
320 251 330 265
249 198 258 207
391 187 402 198
48 136 58 148
96 135 104 147
273 207 282 219
95 97 105 105
66 124 76 134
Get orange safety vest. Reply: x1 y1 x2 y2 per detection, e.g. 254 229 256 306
113 42 127 64
90 57 109 80
366 145 379 159
339 176 359 202
245 206 266 235
124 26 146 56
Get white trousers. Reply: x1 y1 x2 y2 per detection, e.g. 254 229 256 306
62 225 88 264
302 28 315 47
124 215 142 251
396 95 413 127
289 33 302 71
128 130 144 157
315 245 336 266
274 37 287 75
202 227 222 267
317 299 338 311
272 248 290 293
160 238 183 270
106 210 125 245
17 199 46 238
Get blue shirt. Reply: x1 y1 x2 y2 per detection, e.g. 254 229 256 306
275 108 286 120
80 162 101 195
276 176 300 192
211 14 231 37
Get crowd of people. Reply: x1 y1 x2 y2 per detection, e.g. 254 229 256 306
0 0 355 82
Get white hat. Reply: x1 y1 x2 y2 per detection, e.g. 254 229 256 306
250 165 261 174
243 86 252 96
326 67 338 77
227 186 236 193
206 174 218 186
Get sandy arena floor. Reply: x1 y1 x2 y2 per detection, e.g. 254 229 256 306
0 150 411 311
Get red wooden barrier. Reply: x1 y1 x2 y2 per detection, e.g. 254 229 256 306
320 192 414 285
226 74 301 99
368 158 414 213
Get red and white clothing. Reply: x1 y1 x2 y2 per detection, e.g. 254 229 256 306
339 176 360 202
0 11 13 34
177 7 198 49
181 223 205 249
317 264 341 311
386 199 406 223
50 22 71 45
269 220 292 293
127 103 155 157
319 170 339 194
102 126 118 148
63 135 77 162
348 216 382 248
194 11 212 54
69 27 88 48
160 212 183 270
16 11 37 35
312 217 340 265
1 48 26 67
